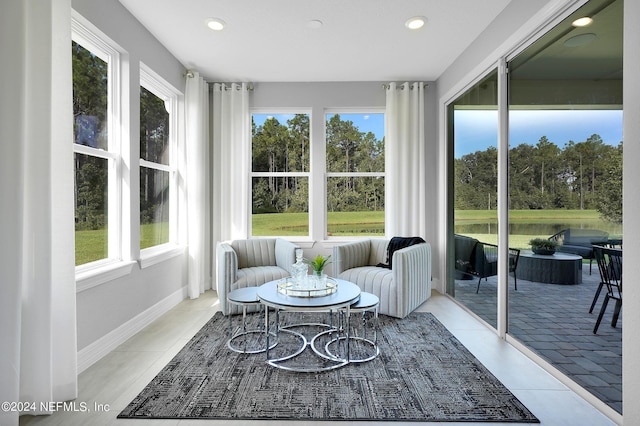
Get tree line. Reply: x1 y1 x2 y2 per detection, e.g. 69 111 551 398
455 134 623 222
252 114 385 215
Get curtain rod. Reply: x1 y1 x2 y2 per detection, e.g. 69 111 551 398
185 70 254 91
215 82 254 92
382 82 429 90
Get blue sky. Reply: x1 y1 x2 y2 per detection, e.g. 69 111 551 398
329 113 385 140
253 110 623 158
253 113 385 140
455 109 623 158
253 113 297 128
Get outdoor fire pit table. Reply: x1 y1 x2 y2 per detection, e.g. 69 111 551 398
518 250 583 285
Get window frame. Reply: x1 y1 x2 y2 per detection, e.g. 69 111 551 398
72 16 124 274
248 107 386 241
138 63 181 262
324 108 386 240
249 108 312 238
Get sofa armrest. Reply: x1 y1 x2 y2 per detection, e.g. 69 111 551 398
392 242 431 318
216 242 237 315
333 240 372 275
275 238 298 273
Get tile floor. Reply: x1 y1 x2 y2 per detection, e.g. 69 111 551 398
19 290 618 426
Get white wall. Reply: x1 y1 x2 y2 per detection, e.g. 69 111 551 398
622 0 640 421
71 0 188 354
72 0 184 89
436 0 559 102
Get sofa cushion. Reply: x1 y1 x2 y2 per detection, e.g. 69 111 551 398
231 239 277 268
369 239 389 265
233 266 289 290
557 245 593 258
563 228 608 247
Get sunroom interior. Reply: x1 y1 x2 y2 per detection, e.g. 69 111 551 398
2 0 639 425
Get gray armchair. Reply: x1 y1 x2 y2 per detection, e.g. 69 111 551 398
216 238 297 315
333 238 431 318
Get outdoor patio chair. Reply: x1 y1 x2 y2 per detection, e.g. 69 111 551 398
453 235 520 293
474 242 521 294
592 245 622 334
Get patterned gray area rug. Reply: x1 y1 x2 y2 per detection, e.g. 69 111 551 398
118 311 539 422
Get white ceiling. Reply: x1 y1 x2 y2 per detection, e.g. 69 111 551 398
118 0 512 83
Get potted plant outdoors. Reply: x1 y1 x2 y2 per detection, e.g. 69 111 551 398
529 238 559 255
304 255 332 279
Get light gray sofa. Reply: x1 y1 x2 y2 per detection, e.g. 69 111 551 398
333 238 431 318
216 238 297 315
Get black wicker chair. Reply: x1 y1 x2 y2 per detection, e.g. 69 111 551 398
453 235 520 293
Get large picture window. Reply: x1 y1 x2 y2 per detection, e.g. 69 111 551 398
250 111 384 238
251 113 310 236
326 112 385 236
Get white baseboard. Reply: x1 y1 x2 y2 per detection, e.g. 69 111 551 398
77 286 188 373
431 277 444 293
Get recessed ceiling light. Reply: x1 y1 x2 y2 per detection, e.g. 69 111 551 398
405 16 426 30
572 16 593 27
206 18 226 31
307 19 323 29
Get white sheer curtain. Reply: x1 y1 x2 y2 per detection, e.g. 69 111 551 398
385 82 427 237
1 1 77 424
185 72 210 298
211 83 251 243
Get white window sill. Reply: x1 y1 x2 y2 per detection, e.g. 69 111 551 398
139 244 186 269
322 236 386 249
76 260 137 293
285 237 316 249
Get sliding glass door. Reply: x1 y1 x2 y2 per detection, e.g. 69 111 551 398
447 70 500 329
507 0 623 414
447 0 623 414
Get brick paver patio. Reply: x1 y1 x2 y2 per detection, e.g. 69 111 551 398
452 266 622 414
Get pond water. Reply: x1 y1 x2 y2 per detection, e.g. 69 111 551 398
456 221 622 237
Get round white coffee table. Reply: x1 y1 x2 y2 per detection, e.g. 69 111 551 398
257 278 361 372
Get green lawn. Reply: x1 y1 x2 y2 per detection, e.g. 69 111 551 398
75 222 168 266
251 211 386 236
76 210 622 265
251 209 620 243
75 227 108 266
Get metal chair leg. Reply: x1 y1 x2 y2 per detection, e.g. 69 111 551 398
589 283 604 313
611 299 622 328
593 294 610 334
